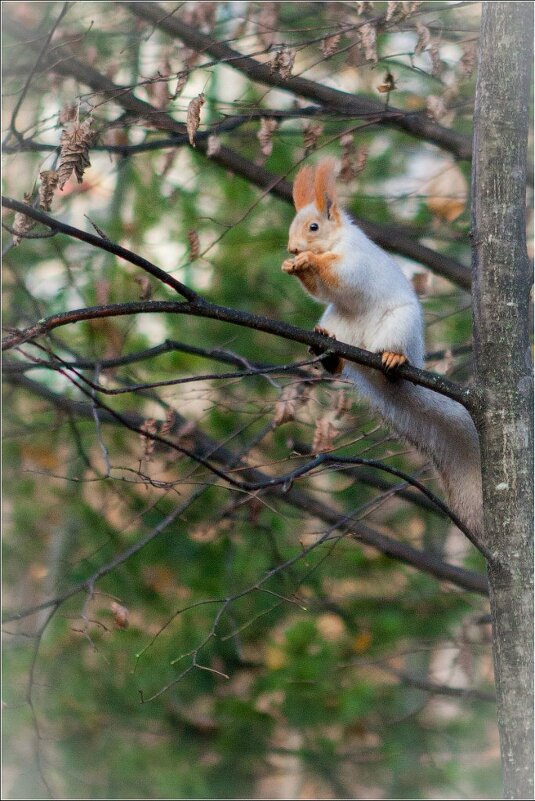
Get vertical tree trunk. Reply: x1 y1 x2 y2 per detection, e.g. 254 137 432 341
471 3 533 799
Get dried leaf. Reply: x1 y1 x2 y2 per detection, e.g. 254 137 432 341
335 390 352 417
187 229 200 260
183 1 217 33
257 2 278 48
339 133 367 183
302 120 323 153
425 94 448 121
59 102 78 126
411 271 430 297
354 146 368 175
377 71 396 93
312 415 337 454
206 134 221 157
134 275 152 300
38 170 59 212
459 40 478 79
173 70 189 98
415 21 431 56
429 42 443 76
433 348 455 376
339 133 355 183
12 191 36 245
110 601 129 629
194 0 217 32
160 408 176 436
359 23 378 64
139 418 158 461
386 1 399 21
57 117 95 190
257 117 278 158
270 46 295 80
273 381 310 427
425 163 468 222
386 1 417 21
186 93 205 147
321 32 341 57
169 420 196 457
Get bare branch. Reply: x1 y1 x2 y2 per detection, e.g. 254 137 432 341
1 16 472 287
0 293 473 413
5 2 70 145
124 1 473 160
2 196 198 302
385 666 495 703
4 373 489 597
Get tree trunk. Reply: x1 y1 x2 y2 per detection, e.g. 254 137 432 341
471 3 533 798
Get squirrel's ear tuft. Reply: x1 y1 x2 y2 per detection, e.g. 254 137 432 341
314 158 338 218
292 165 316 211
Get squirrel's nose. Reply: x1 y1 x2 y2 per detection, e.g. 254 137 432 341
288 246 300 255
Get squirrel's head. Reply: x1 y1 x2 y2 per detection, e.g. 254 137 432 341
287 159 343 255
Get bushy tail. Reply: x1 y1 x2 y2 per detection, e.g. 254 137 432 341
347 367 483 535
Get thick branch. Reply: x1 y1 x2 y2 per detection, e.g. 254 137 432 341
1 297 472 409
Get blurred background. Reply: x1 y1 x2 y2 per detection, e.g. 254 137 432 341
3 2 520 798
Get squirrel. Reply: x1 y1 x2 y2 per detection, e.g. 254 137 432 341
282 159 483 537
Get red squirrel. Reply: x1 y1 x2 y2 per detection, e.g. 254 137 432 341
282 159 482 536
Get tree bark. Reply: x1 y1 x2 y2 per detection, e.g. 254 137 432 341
471 3 533 798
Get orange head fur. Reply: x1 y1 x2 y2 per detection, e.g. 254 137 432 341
288 159 342 255
314 158 338 216
292 165 316 210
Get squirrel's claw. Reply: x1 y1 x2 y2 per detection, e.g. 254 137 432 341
310 326 344 375
381 351 407 370
313 325 333 339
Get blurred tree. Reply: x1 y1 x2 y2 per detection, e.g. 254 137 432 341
2 2 531 799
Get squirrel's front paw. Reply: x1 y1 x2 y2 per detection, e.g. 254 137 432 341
282 251 316 274
292 251 316 271
282 258 297 273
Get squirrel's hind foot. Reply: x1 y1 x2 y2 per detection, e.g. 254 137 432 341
381 351 407 370
310 326 344 375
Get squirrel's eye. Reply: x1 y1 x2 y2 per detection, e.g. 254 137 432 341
309 222 319 232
